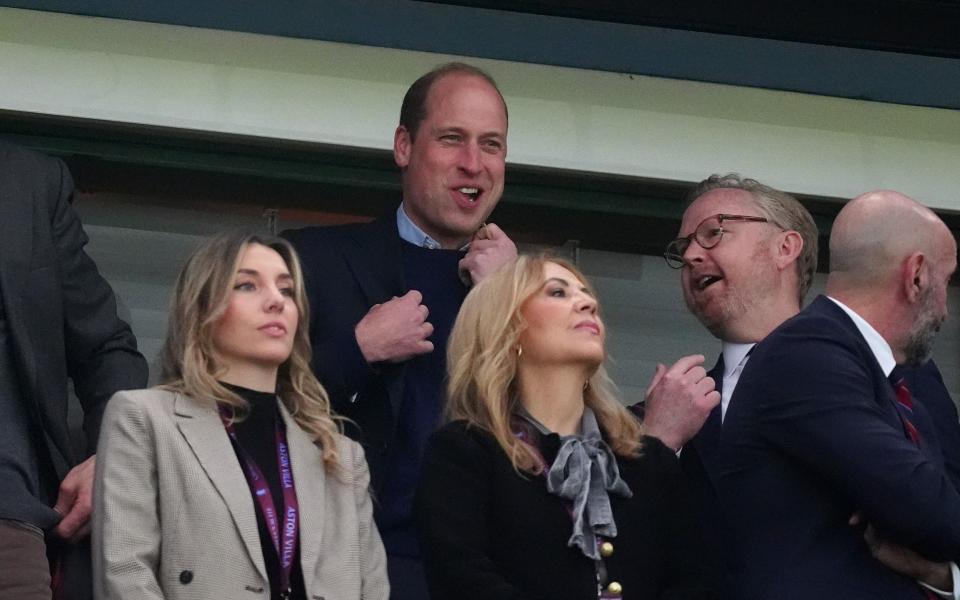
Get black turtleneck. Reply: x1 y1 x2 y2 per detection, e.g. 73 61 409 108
221 383 306 600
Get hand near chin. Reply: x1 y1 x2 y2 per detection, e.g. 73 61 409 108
355 290 434 363
641 354 720 452
458 223 517 285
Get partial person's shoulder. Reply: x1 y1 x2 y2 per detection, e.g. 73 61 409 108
746 298 848 366
336 434 367 465
772 295 851 339
0 139 60 169
0 141 68 199
329 435 380 493
282 218 384 251
105 387 181 418
429 420 500 455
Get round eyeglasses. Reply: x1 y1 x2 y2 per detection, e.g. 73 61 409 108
663 214 773 269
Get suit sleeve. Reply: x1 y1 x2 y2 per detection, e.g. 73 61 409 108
644 438 720 600
747 331 960 561
93 391 166 599
349 441 389 600
415 427 532 600
48 159 148 454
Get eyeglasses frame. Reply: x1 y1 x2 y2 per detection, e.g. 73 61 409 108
663 213 774 269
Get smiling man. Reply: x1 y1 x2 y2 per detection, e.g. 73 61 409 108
638 174 817 592
284 62 517 599
644 174 818 450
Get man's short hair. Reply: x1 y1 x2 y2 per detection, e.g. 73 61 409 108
399 62 508 141
688 174 820 302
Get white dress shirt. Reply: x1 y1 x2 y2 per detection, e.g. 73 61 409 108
720 342 755 423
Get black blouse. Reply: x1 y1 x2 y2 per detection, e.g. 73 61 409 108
222 383 306 600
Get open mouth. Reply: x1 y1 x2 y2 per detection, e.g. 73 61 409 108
696 275 722 291
457 186 480 203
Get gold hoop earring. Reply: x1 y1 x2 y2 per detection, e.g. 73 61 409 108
516 346 523 358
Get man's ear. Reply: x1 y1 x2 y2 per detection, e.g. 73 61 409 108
775 230 804 271
902 252 926 303
394 126 411 169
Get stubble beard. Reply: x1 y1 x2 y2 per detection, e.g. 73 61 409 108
902 286 944 366
690 242 780 341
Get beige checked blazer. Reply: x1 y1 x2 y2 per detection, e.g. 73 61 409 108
93 388 388 600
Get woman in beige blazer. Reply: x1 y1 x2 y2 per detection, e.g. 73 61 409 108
93 231 389 600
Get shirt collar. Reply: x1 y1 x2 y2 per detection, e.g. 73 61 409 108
396 203 471 251
827 296 896 377
721 342 756 378
397 203 441 249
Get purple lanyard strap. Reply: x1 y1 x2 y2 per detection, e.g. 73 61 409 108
221 406 300 597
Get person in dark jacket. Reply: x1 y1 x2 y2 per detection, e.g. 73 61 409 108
0 140 148 600
415 255 717 600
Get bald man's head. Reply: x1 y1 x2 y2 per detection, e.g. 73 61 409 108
828 190 957 365
830 190 952 288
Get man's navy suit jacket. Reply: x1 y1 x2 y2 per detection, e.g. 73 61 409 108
902 359 960 491
715 295 960 599
284 215 412 493
678 357 728 589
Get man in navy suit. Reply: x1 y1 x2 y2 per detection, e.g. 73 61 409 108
718 190 960 598
284 63 517 599
904 360 960 489
643 174 819 590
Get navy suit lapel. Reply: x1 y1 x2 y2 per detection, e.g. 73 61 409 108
343 214 406 305
342 214 407 419
689 355 724 487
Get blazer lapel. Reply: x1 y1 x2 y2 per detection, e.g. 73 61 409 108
342 214 408 418
279 404 326 590
174 393 269 583
343 214 405 305
692 355 724 487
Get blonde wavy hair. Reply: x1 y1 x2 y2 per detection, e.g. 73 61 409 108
159 231 342 472
446 255 644 473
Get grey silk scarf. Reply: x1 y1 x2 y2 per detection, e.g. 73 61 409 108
519 407 633 560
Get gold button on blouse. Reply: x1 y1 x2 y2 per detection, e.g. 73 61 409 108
599 541 614 557
607 581 623 595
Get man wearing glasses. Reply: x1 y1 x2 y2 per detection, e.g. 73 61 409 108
643 173 818 591
645 174 819 452
650 176 960 598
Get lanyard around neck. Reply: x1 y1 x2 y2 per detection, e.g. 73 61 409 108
220 405 300 597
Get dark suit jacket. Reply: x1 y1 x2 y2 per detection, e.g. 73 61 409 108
415 421 717 600
901 360 960 491
677 357 728 591
0 141 148 468
717 295 960 599
283 215 409 490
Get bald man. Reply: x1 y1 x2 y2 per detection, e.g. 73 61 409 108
717 191 960 599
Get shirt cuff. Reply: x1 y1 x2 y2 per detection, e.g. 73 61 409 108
917 562 960 599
